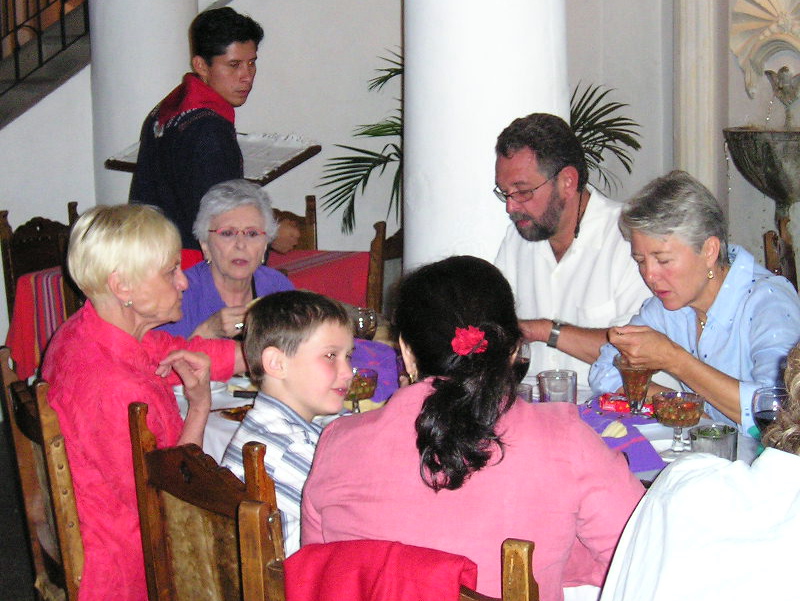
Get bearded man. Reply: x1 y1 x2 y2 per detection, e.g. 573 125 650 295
493 113 651 398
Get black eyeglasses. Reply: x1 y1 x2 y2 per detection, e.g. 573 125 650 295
493 172 557 204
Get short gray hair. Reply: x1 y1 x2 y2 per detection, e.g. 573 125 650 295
620 170 729 266
193 179 278 245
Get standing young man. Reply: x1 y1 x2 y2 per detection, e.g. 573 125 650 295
130 7 263 250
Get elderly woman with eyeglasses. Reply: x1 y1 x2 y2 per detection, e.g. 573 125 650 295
159 179 294 339
589 171 800 436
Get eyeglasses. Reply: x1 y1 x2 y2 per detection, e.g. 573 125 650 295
493 173 557 204
208 228 267 240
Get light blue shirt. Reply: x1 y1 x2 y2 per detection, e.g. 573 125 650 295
589 245 800 437
222 392 323 556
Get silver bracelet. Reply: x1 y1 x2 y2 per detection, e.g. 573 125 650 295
546 320 564 348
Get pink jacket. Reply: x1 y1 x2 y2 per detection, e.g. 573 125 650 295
302 379 644 601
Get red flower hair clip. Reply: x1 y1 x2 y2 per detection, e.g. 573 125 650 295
451 326 488 356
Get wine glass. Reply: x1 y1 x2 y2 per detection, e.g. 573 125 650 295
345 368 378 413
513 342 531 383
652 391 705 459
613 354 656 414
752 386 788 437
353 307 378 340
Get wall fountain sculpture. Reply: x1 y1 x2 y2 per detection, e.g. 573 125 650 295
724 0 800 286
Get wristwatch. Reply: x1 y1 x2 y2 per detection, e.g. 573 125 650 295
547 320 564 348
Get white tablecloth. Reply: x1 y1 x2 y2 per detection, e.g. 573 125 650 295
175 377 253 463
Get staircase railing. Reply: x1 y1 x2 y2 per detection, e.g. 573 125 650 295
0 0 89 97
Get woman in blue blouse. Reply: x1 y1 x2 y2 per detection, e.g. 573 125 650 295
589 170 800 436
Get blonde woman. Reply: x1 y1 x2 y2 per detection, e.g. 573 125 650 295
42 204 244 601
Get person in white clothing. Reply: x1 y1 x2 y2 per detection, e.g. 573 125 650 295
600 343 800 601
493 113 651 397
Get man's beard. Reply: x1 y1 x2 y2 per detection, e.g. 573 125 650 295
510 187 565 242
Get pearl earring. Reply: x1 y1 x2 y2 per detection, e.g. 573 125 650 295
123 300 133 308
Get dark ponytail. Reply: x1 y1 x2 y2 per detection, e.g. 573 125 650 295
394 256 522 491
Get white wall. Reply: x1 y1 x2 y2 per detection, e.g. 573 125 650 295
232 0 402 251
0 67 95 337
565 0 673 200
0 2 695 342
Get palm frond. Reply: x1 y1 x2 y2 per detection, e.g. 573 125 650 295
368 50 403 91
570 82 642 193
319 144 401 233
319 53 404 233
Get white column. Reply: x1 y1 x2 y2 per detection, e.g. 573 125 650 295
403 0 568 270
90 0 197 206
673 0 727 201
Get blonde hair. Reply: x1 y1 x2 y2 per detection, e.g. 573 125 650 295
68 205 181 301
762 346 800 454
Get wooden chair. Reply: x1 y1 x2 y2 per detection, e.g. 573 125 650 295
366 222 403 312
0 202 82 318
272 195 317 251
128 402 285 601
764 216 797 289
459 539 538 601
0 352 84 601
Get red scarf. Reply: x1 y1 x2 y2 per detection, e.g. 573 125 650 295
156 73 235 128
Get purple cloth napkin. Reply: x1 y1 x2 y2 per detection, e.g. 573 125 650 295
352 339 400 402
579 398 666 474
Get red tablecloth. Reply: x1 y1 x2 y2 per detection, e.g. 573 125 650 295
267 250 369 307
6 267 69 379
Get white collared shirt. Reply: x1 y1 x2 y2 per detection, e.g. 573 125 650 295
495 187 651 397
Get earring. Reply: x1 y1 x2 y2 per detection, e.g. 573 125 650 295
123 300 133 308
205 259 212 265
408 371 418 384
707 269 714 280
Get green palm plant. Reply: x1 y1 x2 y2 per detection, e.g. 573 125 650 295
319 55 641 233
319 52 403 234
569 82 642 191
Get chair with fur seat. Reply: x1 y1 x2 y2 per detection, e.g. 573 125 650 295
272 195 318 251
0 202 82 319
1 352 84 601
366 221 403 313
128 402 285 601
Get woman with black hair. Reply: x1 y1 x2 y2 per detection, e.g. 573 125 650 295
301 256 643 601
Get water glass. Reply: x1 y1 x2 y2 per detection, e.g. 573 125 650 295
516 383 534 403
537 370 577 403
689 423 738 461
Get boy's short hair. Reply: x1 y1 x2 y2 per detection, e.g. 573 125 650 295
243 290 351 385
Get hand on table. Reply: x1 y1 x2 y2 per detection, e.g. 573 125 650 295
157 349 212 410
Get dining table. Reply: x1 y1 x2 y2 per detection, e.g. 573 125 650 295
579 396 759 482
266 249 370 308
